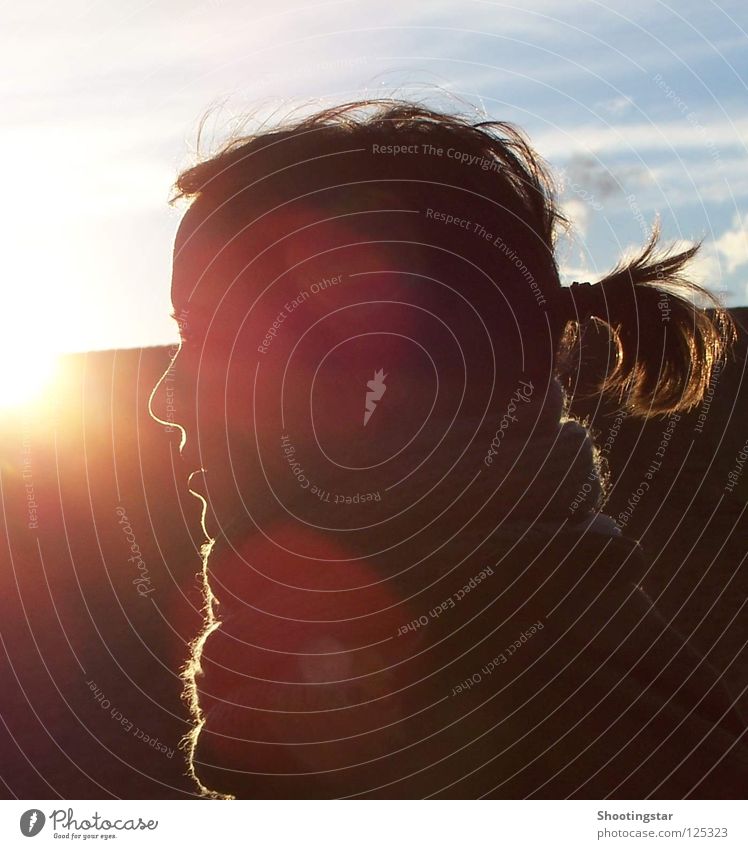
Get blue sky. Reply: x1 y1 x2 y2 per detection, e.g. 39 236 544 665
3 0 747 354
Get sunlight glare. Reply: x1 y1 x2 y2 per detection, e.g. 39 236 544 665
0 334 59 409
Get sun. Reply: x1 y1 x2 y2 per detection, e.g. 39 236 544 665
0 270 66 410
0 331 59 409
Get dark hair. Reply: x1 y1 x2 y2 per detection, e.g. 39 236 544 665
172 98 735 417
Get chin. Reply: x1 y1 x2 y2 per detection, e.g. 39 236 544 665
184 480 229 542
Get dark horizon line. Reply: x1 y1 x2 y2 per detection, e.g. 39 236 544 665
57 304 748 359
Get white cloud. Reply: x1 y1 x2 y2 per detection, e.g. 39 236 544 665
534 118 748 159
561 199 590 238
670 240 724 288
596 95 635 117
713 213 748 274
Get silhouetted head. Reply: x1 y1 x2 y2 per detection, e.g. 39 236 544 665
151 98 733 543
149 100 735 799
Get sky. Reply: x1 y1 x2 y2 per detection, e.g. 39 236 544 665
3 0 747 355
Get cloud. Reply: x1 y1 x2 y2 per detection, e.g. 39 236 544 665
665 237 748 307
643 156 748 205
665 217 748 301
534 118 748 159
558 153 626 201
709 213 748 275
670 240 724 288
560 199 590 237
596 95 635 117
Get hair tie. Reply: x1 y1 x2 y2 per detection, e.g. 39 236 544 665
554 280 605 321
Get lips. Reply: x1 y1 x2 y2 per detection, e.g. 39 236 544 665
185 469 235 542
186 468 207 497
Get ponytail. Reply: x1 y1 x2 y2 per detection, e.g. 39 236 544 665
555 221 736 416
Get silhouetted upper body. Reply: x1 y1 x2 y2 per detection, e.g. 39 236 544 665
150 99 742 799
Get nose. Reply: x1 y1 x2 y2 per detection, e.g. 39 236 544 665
149 346 188 451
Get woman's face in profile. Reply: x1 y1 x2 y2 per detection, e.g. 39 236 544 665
151 201 413 540
150 205 265 539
